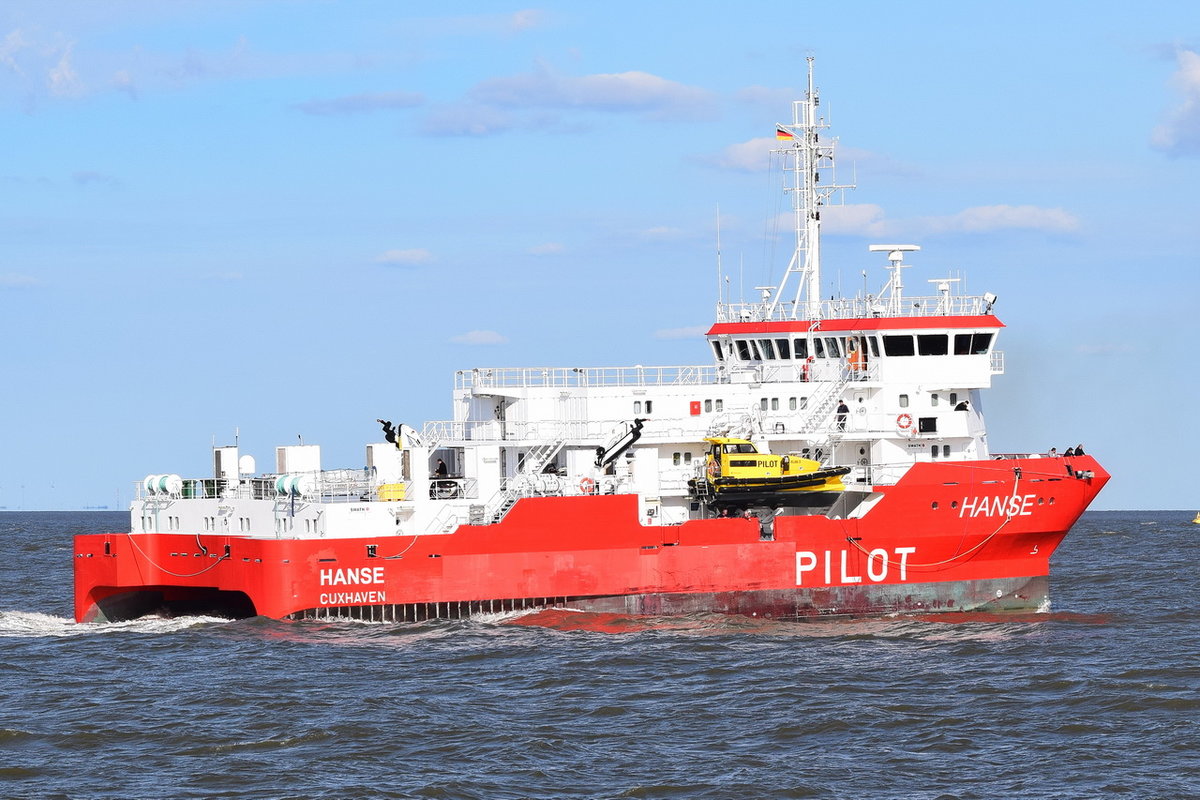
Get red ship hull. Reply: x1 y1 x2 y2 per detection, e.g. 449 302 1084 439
73 456 1108 623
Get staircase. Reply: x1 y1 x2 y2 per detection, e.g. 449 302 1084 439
483 438 566 524
797 373 851 435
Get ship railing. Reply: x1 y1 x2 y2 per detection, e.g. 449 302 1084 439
716 294 992 323
427 478 480 500
423 417 640 444
990 452 1064 460
455 365 721 390
136 469 403 504
846 462 910 487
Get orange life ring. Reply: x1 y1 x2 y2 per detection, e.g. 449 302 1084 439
580 477 596 494
706 460 719 478
896 413 914 431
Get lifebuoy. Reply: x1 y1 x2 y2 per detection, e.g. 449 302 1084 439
896 413 914 431
580 477 595 494
706 460 719 478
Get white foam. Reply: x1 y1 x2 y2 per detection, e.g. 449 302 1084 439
0 610 231 638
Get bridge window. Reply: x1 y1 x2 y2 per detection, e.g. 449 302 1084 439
736 340 751 360
793 338 809 358
918 334 949 355
883 335 915 356
867 336 880 357
710 340 725 361
954 332 994 355
775 338 791 359
825 338 842 357
814 339 826 358
759 339 777 360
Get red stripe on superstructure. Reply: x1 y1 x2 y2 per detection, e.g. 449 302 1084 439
705 315 1005 336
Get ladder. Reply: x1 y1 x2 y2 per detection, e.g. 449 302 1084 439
483 438 567 524
797 373 851 435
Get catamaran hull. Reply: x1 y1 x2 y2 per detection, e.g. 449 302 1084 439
74 457 1107 624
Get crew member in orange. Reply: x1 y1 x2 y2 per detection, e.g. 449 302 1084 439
847 340 864 378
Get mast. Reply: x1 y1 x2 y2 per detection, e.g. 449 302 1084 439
765 57 854 321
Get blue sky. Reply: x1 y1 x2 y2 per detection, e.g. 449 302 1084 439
1 1 1196 511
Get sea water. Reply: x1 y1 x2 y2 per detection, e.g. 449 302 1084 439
0 511 1196 799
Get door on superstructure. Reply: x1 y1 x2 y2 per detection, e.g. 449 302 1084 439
557 394 586 441
495 400 508 439
851 390 869 432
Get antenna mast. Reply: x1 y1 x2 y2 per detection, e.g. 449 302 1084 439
765 57 854 320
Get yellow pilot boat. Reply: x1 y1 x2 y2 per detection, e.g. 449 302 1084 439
693 437 849 508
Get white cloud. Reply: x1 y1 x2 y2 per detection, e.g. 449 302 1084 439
528 242 564 255
294 91 424 116
1152 48 1200 157
0 273 38 288
922 205 1080 234
47 42 82 96
640 225 684 240
420 103 518 136
375 248 433 266
703 136 774 172
655 326 707 339
820 204 891 237
1 29 30 75
508 9 547 32
818 203 1079 238
112 68 137 100
467 64 715 121
451 329 508 345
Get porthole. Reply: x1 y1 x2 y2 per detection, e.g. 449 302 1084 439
932 501 939 510
1038 497 1044 505
951 500 959 509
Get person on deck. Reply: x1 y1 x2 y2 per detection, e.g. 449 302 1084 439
836 400 849 432
847 342 864 378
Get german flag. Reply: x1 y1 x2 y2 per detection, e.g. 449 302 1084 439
776 126 794 140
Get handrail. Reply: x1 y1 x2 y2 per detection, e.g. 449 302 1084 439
456 365 721 390
716 293 994 322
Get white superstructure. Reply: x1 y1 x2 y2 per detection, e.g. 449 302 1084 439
130 59 1005 543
